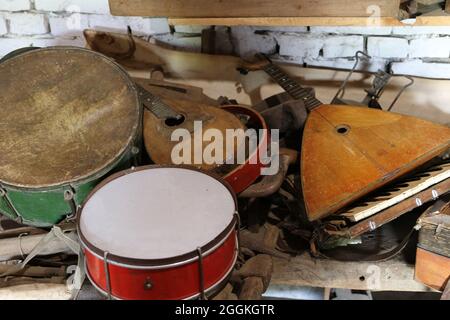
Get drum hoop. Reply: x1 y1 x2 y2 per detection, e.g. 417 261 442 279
0 46 142 191
221 105 269 192
84 244 238 300
77 165 238 267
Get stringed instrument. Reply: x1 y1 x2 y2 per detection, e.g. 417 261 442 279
138 81 245 172
240 55 450 221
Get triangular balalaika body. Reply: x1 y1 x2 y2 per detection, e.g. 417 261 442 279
301 104 450 221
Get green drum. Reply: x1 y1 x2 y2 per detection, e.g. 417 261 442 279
0 47 142 227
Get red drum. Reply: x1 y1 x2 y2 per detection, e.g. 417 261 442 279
77 166 239 300
221 105 269 194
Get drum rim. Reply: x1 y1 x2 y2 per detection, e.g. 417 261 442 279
77 164 238 267
0 46 142 190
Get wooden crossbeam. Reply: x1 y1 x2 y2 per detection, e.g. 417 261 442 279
110 0 400 18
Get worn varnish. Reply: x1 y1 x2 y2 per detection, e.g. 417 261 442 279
0 47 140 188
302 104 450 221
140 81 245 172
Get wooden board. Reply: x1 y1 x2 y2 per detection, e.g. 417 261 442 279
169 13 450 26
271 252 432 292
110 0 400 18
342 163 450 222
415 248 450 291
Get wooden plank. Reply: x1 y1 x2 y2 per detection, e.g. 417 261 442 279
342 164 450 222
271 252 433 292
446 0 450 13
345 180 450 238
415 248 450 291
110 0 400 18
169 15 450 26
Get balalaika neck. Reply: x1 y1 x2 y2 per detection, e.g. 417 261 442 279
263 63 322 112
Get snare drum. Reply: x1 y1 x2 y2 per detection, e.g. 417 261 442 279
78 166 239 300
0 47 141 226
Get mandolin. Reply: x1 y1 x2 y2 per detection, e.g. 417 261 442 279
138 81 245 173
240 55 450 221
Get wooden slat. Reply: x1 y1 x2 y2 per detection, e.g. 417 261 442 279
169 14 450 26
110 0 400 18
271 252 433 292
446 1 450 14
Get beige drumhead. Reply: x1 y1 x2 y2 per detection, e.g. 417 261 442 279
0 47 140 188
79 167 236 261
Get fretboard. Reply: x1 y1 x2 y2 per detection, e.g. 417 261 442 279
263 63 322 111
136 84 182 120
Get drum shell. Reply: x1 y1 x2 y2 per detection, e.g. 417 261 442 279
83 228 238 300
0 145 140 227
0 47 143 227
221 105 269 194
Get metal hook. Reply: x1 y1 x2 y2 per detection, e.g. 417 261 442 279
333 51 372 102
387 76 414 112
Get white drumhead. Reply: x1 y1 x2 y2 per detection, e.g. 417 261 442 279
79 167 235 260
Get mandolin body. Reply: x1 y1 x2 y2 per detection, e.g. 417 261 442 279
144 96 245 172
301 104 450 221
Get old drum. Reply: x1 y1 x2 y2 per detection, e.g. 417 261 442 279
78 166 239 300
0 47 142 226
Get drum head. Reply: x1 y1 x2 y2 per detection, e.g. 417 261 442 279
79 167 236 261
0 47 140 188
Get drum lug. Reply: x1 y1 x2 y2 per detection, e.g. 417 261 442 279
144 278 153 290
0 185 21 220
63 187 77 219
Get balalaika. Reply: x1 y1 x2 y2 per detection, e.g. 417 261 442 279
240 55 450 221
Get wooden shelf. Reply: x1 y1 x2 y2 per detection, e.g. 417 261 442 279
169 14 450 27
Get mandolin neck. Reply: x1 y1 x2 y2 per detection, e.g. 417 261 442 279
137 84 182 120
263 63 322 112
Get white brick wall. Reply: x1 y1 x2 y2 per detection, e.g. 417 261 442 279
48 13 89 37
0 2 450 79
322 35 364 58
8 13 49 35
276 34 323 58
409 37 450 58
0 1 172 60
0 0 31 11
35 0 110 14
0 15 7 35
391 60 450 79
367 37 409 59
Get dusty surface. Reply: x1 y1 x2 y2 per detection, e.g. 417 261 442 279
0 48 140 188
